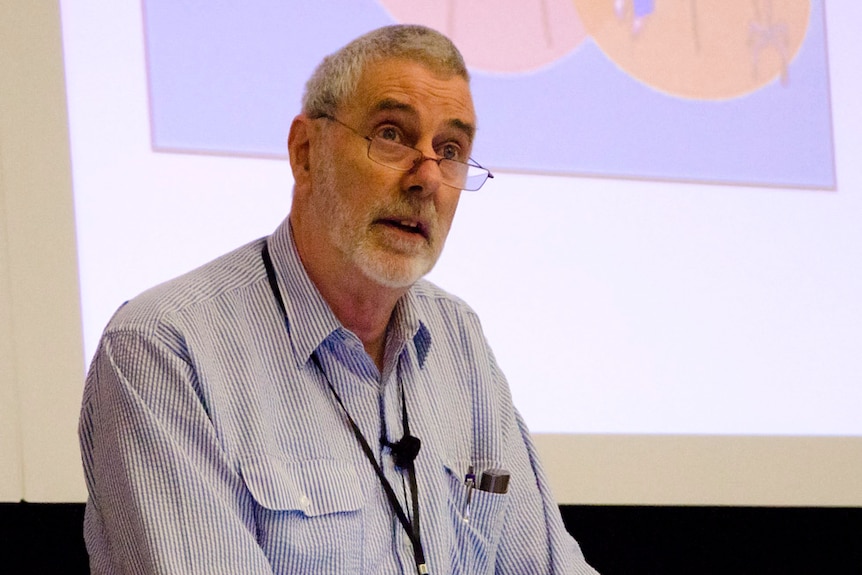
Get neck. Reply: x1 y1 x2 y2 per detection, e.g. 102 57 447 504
290 219 407 371
326 286 400 370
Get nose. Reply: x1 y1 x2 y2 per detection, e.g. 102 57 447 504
404 153 444 196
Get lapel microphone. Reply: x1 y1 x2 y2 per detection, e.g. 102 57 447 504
382 434 422 468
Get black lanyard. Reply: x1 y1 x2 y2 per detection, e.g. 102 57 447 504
261 241 428 574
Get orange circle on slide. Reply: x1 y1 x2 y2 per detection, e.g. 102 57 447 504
573 0 811 99
378 0 588 73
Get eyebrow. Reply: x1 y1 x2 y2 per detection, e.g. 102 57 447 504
372 98 476 141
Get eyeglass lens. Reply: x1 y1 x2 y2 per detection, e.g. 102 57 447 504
369 138 488 191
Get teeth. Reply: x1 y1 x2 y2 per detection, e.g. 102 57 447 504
399 221 418 228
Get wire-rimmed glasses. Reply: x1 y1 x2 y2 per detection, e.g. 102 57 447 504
318 115 493 191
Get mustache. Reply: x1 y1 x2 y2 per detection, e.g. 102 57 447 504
369 197 438 240
373 197 437 221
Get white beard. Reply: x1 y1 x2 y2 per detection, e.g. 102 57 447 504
307 148 445 289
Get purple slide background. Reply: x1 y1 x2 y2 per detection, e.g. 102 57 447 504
142 0 833 189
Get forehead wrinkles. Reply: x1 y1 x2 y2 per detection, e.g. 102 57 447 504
348 61 475 133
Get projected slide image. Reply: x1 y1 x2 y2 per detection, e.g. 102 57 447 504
143 0 833 188
579 0 810 99
377 0 588 73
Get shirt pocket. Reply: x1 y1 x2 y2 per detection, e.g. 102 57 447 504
443 461 510 575
240 455 366 572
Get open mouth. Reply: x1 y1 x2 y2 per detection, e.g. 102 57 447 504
378 218 429 239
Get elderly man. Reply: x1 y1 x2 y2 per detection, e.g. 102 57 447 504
80 24 598 574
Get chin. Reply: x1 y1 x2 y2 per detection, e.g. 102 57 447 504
356 251 436 289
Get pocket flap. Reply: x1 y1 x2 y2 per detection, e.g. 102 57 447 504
240 456 364 517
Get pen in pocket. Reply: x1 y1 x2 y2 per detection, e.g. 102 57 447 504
463 465 475 522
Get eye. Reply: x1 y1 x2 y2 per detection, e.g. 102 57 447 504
437 142 465 162
374 125 402 143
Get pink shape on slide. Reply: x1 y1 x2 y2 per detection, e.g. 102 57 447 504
377 0 588 73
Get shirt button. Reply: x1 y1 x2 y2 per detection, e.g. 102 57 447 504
299 495 311 513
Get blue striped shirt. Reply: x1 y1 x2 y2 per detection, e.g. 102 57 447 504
79 218 599 574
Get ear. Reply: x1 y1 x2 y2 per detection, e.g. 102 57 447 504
287 114 313 195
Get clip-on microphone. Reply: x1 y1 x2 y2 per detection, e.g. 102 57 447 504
382 434 422 468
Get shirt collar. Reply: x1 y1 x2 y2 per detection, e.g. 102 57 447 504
267 218 341 367
390 286 432 369
266 217 432 369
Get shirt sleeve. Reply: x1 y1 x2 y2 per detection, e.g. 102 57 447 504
79 327 276 575
489 356 601 575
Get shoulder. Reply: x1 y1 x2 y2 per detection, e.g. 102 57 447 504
105 238 268 336
406 278 492 353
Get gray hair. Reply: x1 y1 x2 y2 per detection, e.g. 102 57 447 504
302 24 469 118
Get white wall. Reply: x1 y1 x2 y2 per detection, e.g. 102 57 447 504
0 1 86 502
